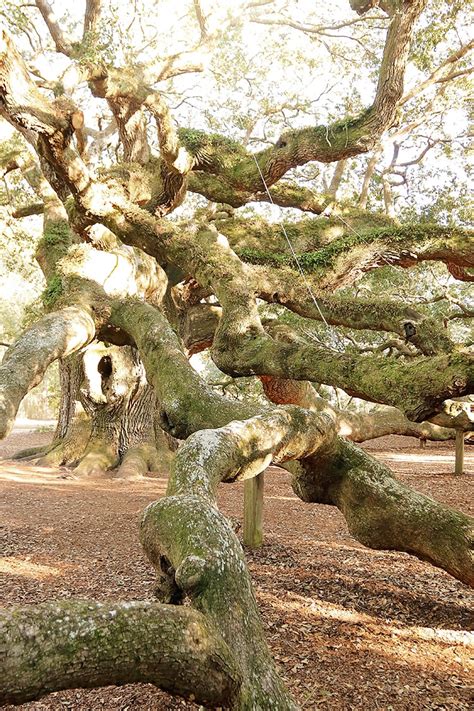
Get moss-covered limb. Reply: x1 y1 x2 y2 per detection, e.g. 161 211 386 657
259 286 453 356
290 438 474 586
176 2 424 191
187 171 329 214
0 306 96 440
141 498 297 710
259 377 456 441
236 223 474 289
333 406 456 442
183 0 426 189
110 300 260 439
0 599 240 707
131 355 338 708
218 211 393 254
169 406 335 501
203 244 472 419
142 407 336 708
180 292 451 361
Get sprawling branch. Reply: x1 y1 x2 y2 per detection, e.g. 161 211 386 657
1 22 471 420
0 600 239 707
111 300 473 586
187 171 329 213
0 305 97 439
289 437 474 586
230 221 474 289
259 376 456 441
181 289 452 361
176 0 427 194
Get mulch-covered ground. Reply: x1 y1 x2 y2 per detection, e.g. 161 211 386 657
1 430 473 710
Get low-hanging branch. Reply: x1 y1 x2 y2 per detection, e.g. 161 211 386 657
112 298 474 589
0 304 97 439
0 600 240 707
258 376 457 442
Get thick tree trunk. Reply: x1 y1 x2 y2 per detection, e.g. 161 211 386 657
15 342 172 478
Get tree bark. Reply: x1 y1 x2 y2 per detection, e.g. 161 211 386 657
289 438 474 586
0 600 240 707
0 307 96 439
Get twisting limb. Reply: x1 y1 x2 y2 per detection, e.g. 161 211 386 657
112 298 473 585
0 600 240 707
288 438 474 586
258 376 457 441
141 407 334 709
163 226 471 420
0 306 96 439
1 296 472 708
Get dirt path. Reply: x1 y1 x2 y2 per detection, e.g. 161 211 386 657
1 431 473 710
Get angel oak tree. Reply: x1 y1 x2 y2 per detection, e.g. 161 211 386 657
0 0 473 708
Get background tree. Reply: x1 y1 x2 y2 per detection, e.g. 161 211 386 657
0 0 473 708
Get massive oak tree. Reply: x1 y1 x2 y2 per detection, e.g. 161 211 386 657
0 0 473 708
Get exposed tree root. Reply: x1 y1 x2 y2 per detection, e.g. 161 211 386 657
115 443 161 479
10 444 52 461
36 415 91 468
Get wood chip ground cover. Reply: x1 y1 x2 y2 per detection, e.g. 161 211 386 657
0 431 473 710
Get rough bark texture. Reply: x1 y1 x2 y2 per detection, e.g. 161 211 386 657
0 600 240 706
289 438 474 586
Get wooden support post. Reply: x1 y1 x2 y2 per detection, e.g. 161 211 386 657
455 430 464 476
243 472 264 548
419 438 426 449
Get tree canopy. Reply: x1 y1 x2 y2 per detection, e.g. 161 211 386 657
0 0 473 708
